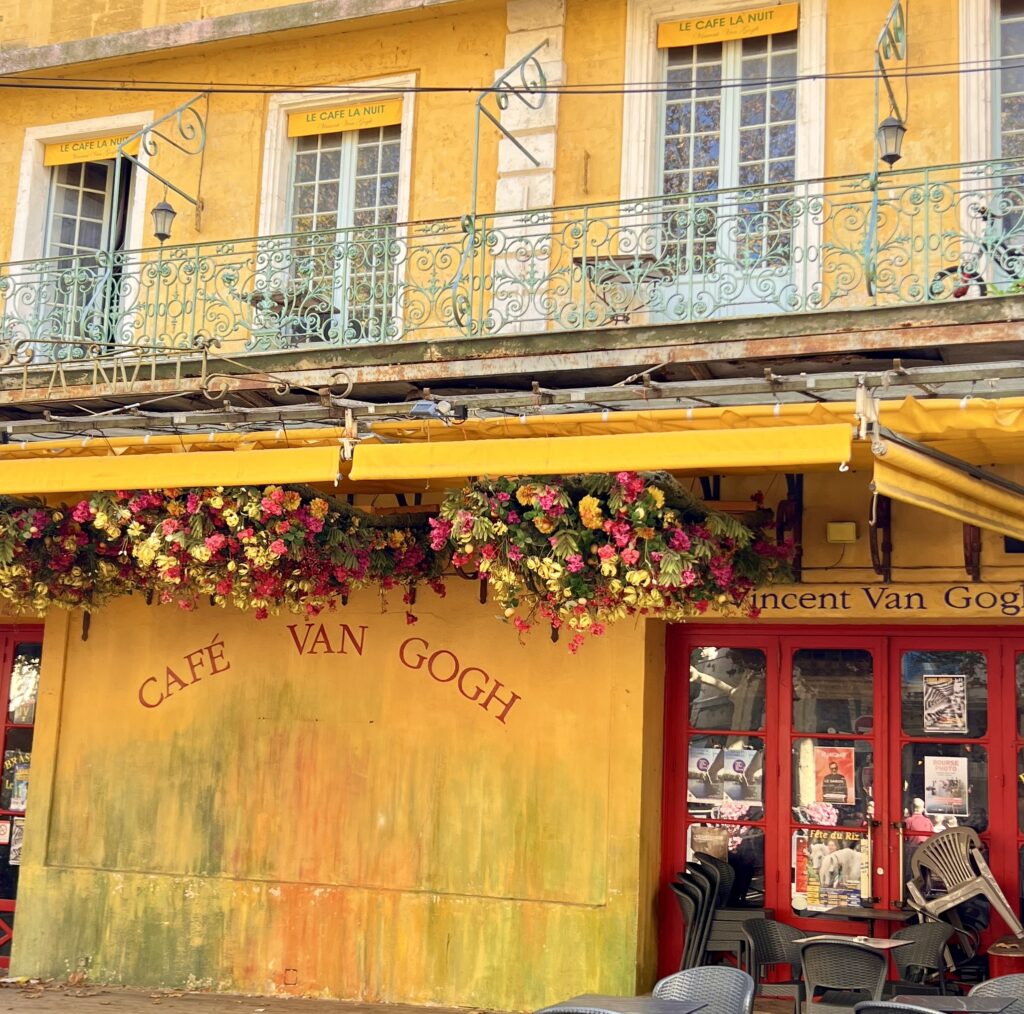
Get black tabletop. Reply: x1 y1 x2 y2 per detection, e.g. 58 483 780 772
536 995 707 1014
825 905 915 922
891 996 1013 1013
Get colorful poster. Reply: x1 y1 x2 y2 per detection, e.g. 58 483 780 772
923 674 968 734
687 746 722 802
9 761 29 813
814 746 856 805
791 828 871 913
10 818 24 865
720 748 762 802
924 755 969 815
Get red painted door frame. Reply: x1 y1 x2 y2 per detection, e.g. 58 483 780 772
660 623 1023 977
0 625 44 969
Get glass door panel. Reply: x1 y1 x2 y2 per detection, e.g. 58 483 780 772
785 645 879 921
682 645 767 905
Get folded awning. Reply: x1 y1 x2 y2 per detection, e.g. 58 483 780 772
872 436 1024 540
348 424 853 482
0 445 341 495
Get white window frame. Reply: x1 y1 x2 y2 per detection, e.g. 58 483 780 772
620 0 826 201
10 110 153 263
960 0 994 163
257 74 415 237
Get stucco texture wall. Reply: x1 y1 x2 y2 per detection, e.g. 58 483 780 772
12 581 663 1009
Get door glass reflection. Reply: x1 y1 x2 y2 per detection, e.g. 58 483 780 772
792 649 873 735
901 650 987 737
689 647 766 730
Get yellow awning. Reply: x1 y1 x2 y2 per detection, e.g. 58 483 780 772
348 424 853 482
872 438 1024 540
0 445 341 495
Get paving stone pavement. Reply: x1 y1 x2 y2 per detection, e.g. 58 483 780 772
0 984 490 1014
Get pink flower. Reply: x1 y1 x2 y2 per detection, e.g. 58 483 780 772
161 518 181 537
621 547 640 565
597 544 616 560
427 516 452 551
72 502 94 522
669 529 691 551
566 553 584 572
205 533 227 552
405 612 418 625
507 545 524 561
269 539 287 556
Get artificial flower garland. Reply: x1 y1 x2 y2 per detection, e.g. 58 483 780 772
436 471 791 651
0 472 790 648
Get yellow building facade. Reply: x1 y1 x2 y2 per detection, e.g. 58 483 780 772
1 0 1024 1009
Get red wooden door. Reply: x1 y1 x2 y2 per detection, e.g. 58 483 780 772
661 625 1024 976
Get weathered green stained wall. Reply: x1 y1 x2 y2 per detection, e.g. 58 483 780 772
13 586 665 1008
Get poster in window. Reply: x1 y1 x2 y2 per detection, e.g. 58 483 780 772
0 819 11 846
814 745 855 805
10 817 24 865
791 827 871 913
922 674 968 734
9 761 28 813
924 755 969 815
0 750 29 811
720 748 762 803
687 746 722 802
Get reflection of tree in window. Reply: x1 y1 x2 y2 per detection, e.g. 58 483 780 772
688 647 766 730
792 649 873 735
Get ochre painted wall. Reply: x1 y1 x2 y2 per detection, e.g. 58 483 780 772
13 581 663 1008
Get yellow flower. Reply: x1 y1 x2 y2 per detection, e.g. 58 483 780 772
579 495 603 530
310 498 329 520
210 495 224 509
649 488 665 508
189 545 212 562
516 484 538 506
223 510 240 528
533 516 555 534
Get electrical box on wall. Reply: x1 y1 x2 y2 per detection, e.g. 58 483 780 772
826 521 858 543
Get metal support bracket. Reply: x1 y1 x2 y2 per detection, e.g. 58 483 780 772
963 523 982 582
776 473 804 582
869 493 893 584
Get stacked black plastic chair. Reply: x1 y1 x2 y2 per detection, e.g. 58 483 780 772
743 916 805 1003
799 938 888 1014
887 922 953 996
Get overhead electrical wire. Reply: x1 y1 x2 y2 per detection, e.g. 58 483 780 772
0 55 1023 96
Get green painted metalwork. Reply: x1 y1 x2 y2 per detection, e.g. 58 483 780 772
1 156 1023 368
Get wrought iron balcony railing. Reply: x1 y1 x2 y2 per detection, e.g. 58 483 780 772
2 157 1023 370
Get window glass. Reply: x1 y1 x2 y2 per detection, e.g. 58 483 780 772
287 124 401 343
8 645 40 726
686 822 764 906
901 650 987 737
1001 0 1024 158
686 734 764 820
792 648 874 735
791 737 874 827
901 743 988 834
688 647 766 730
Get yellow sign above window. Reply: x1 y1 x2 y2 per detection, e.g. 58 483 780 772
657 2 799 47
43 132 141 166
287 97 404 138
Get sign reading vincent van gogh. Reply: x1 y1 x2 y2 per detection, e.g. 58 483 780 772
287 97 403 137
657 3 799 47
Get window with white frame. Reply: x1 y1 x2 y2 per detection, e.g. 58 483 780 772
286 123 401 343
659 30 798 277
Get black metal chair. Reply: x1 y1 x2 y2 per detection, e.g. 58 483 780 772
653 966 755 1014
